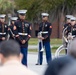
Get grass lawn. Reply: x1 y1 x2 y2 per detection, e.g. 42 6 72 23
28 38 65 54
29 38 62 45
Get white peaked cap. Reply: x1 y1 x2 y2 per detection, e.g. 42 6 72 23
17 10 27 14
0 14 6 18
41 13 49 16
11 17 18 21
66 15 73 19
70 16 76 21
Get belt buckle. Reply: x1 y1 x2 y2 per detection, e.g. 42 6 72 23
2 33 4 35
22 33 25 35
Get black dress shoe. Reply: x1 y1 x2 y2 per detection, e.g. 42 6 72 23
35 63 42 65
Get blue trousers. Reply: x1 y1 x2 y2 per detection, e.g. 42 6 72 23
20 47 28 66
38 42 52 64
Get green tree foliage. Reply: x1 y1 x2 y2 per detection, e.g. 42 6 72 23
0 0 15 14
14 0 76 21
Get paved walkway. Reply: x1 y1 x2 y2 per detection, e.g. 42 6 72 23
28 53 55 75
27 44 63 75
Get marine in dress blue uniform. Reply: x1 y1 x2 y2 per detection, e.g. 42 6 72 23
8 17 18 40
63 15 73 36
36 13 52 65
0 14 8 42
63 15 73 54
70 17 76 37
14 10 31 66
67 16 76 51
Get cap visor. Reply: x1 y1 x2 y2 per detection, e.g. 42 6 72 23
19 13 25 16
67 18 70 19
42 16 48 18
0 17 5 19
71 20 75 21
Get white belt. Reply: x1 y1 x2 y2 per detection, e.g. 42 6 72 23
72 35 75 38
40 31 48 34
18 33 28 36
0 33 6 35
